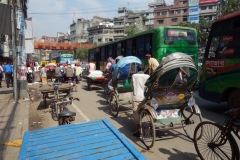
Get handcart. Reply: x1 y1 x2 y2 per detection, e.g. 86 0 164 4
108 56 142 117
40 84 72 109
86 70 105 91
18 119 146 160
138 52 202 148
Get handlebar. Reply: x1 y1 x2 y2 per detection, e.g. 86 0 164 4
224 108 240 117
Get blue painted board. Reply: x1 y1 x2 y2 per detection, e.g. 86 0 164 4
19 118 146 160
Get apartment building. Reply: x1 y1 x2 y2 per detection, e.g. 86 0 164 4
154 0 188 27
87 22 114 45
113 7 127 40
199 0 219 20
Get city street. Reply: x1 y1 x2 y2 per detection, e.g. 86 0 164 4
29 79 240 160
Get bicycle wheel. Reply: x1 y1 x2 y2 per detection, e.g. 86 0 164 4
51 103 59 121
103 80 108 96
140 110 156 149
194 121 237 160
109 92 119 117
181 104 202 140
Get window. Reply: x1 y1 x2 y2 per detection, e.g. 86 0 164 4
209 6 213 9
108 45 113 57
169 10 174 14
201 6 207 10
104 30 108 34
100 47 105 60
174 10 180 14
158 20 164 24
98 31 102 34
137 36 144 58
145 35 152 55
126 40 132 56
98 38 102 42
172 18 178 23
157 12 160 16
183 17 187 21
117 43 121 56
162 11 167 15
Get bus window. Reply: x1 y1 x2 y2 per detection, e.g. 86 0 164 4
145 35 152 54
101 47 105 60
126 39 132 56
137 36 144 58
165 29 194 40
108 45 113 58
117 43 121 56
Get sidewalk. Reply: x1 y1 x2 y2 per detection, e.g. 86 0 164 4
0 85 29 160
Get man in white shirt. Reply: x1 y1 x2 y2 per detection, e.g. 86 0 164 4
131 64 150 137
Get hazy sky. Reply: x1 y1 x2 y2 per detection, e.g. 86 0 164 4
28 0 174 38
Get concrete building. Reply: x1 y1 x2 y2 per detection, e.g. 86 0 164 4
69 16 110 44
199 0 219 20
113 7 128 40
154 0 188 27
87 23 114 45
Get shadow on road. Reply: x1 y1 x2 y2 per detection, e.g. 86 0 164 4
159 148 199 160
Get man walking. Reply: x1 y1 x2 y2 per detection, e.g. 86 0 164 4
4 61 13 88
131 64 150 137
145 54 159 75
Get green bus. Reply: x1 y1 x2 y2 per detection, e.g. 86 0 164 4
88 26 198 71
199 11 240 108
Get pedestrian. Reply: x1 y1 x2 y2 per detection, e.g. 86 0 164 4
144 54 159 75
0 65 3 88
40 64 47 85
131 64 150 137
4 61 13 88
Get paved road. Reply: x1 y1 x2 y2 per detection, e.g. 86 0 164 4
44 79 239 160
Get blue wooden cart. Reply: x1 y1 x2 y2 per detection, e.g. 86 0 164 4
18 119 146 160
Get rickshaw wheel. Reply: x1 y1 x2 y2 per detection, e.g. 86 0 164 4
51 103 59 121
103 80 108 96
181 104 202 141
109 92 119 117
140 110 155 149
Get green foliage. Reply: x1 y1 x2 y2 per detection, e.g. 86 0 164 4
221 0 240 17
125 25 140 36
32 56 39 62
76 47 89 60
178 17 213 46
63 50 73 55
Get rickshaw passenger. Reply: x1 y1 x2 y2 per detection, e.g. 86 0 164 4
88 61 96 71
105 57 114 73
107 58 121 92
131 64 150 137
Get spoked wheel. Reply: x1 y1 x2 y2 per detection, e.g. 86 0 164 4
103 80 109 96
51 104 59 121
181 104 202 141
194 121 238 160
140 110 156 149
109 92 119 117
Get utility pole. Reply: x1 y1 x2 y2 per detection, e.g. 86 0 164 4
11 0 18 100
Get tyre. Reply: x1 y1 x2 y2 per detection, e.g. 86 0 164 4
103 80 108 96
140 110 156 149
194 121 238 160
109 92 119 117
181 104 202 141
228 89 240 109
51 104 59 121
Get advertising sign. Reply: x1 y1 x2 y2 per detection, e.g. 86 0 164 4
189 16 199 23
189 0 199 7
199 0 218 4
189 7 199 15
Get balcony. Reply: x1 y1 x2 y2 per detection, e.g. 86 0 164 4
113 25 125 29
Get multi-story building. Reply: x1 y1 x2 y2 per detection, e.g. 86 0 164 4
199 0 219 20
87 22 114 45
69 16 110 44
154 0 188 27
113 7 128 40
41 36 56 42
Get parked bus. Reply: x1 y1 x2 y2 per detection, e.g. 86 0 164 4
199 11 240 108
59 53 74 64
88 26 198 71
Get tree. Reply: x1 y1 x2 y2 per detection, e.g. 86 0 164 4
220 0 240 17
125 25 140 36
76 47 89 60
178 17 213 46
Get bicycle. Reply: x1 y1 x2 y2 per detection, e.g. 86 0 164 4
193 108 240 160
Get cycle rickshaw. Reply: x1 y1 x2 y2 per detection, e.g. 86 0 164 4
108 56 142 117
138 52 202 148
